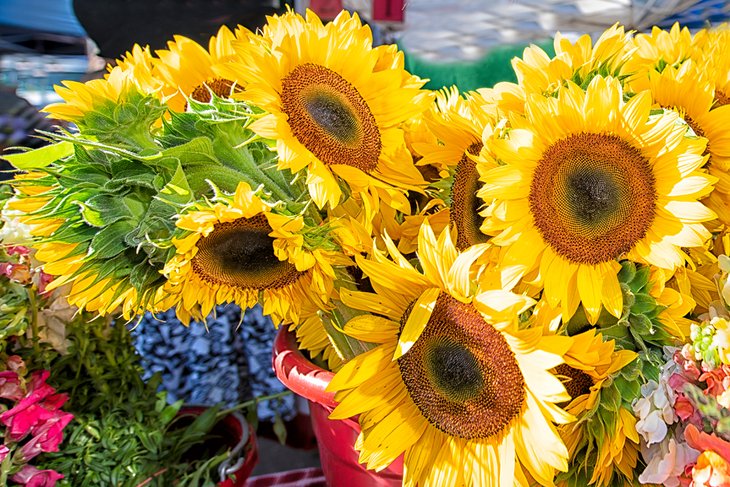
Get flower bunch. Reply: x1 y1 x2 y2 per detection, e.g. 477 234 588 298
633 330 730 487
4 10 730 486
0 355 72 487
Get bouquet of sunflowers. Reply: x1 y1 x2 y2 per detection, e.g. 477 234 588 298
4 8 730 486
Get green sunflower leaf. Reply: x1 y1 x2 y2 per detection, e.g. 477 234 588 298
159 137 220 169
153 164 193 208
632 293 656 314
89 220 136 260
82 194 145 227
617 260 636 284
629 266 650 293
2 140 74 169
613 375 641 403
129 261 164 291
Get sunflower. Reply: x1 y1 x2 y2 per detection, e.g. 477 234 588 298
512 24 633 100
412 88 498 250
162 182 335 325
154 25 258 112
327 223 574 486
628 60 730 228
43 53 161 122
624 22 705 82
698 25 730 107
554 329 640 487
230 9 431 210
477 76 716 324
8 175 166 319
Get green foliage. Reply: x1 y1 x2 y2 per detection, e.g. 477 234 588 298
8 88 307 314
24 320 240 487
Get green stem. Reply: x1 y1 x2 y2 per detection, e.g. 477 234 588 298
127 129 159 152
323 304 375 361
217 390 293 418
27 287 39 355
212 137 293 202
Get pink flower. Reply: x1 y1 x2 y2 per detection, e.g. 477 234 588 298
7 355 25 373
0 444 9 462
700 367 730 397
20 411 74 461
6 246 30 256
10 465 64 487
676 348 702 382
0 371 60 440
36 271 54 294
0 370 23 402
676 395 698 422
0 262 31 283
685 424 730 464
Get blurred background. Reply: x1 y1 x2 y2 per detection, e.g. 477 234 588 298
0 0 728 483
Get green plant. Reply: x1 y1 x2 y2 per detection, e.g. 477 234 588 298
18 319 243 487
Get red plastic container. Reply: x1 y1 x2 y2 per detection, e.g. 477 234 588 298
177 406 259 487
273 327 403 487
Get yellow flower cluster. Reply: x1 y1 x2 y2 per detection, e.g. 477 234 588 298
7 11 730 487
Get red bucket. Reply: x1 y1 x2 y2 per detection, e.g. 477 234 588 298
177 406 259 487
273 327 403 486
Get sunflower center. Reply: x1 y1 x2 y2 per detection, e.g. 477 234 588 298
397 293 525 439
303 91 359 144
191 214 301 290
529 133 656 265
281 63 381 172
190 77 239 103
425 339 483 402
451 142 489 250
554 363 594 402
566 169 620 223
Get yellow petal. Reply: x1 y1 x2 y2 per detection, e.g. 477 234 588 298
394 287 440 359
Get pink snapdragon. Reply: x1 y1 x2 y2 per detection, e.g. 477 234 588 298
0 371 66 441
20 411 74 461
0 358 71 487
10 465 64 487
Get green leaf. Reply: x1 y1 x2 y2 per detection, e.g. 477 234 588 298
154 163 193 207
79 196 132 228
88 220 135 259
160 137 220 168
273 412 287 445
632 293 657 314
629 266 650 293
2 141 74 169
128 260 164 290
617 260 636 284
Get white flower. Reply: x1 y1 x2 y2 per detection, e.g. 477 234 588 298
638 436 699 486
0 201 33 245
634 378 677 446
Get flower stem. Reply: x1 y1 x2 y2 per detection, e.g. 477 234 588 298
27 286 39 354
217 390 293 418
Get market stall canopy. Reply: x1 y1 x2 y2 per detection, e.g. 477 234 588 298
398 0 713 62
0 0 85 54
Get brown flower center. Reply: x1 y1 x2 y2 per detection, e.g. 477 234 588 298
190 77 240 103
281 63 381 172
397 293 526 439
451 142 489 250
529 133 656 265
191 214 301 290
554 363 594 403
